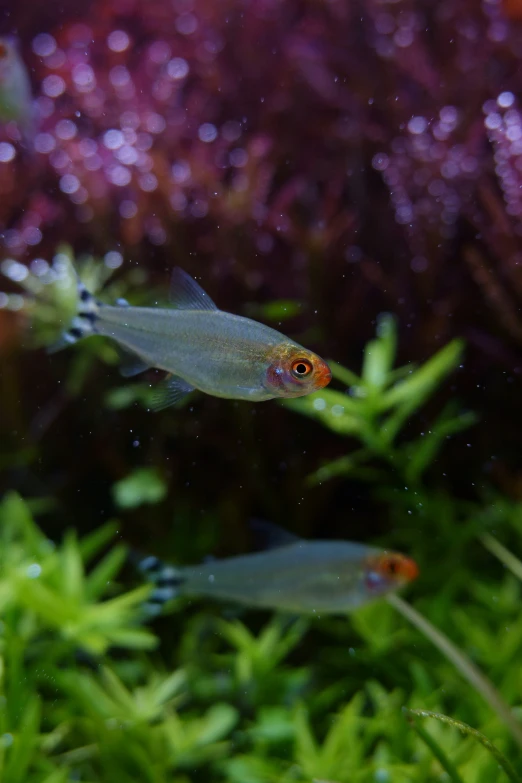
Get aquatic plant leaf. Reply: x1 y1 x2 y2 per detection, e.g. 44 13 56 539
361 313 397 391
388 594 522 748
481 534 522 582
284 390 362 436
112 468 167 509
404 709 521 783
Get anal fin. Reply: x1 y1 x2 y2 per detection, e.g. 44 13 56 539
149 374 195 412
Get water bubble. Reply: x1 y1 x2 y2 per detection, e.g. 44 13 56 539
312 398 327 411
167 57 189 79
26 563 42 579
198 123 217 143
42 74 66 98
32 33 57 57
107 30 130 52
104 251 123 269
0 142 16 163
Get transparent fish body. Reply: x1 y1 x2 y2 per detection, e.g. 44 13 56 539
95 305 301 401
141 539 419 615
60 268 332 405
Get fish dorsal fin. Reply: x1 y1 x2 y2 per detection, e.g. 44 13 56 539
249 519 302 550
117 347 151 378
169 268 219 311
149 374 195 412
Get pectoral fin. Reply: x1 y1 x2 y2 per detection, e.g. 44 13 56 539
117 347 152 378
169 267 219 311
149 374 195 412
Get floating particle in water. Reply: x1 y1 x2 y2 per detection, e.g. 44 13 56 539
107 30 130 53
198 123 217 142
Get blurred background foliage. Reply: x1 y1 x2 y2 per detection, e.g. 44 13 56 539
2 0 522 779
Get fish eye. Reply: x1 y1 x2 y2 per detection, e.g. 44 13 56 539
291 358 313 378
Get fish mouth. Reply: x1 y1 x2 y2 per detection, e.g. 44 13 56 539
316 361 332 388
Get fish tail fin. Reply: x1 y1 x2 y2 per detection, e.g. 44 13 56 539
48 279 100 353
137 554 186 616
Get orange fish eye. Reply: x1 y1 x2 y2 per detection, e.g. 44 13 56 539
291 358 313 378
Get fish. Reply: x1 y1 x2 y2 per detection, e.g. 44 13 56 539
56 268 332 409
0 37 34 141
137 523 419 615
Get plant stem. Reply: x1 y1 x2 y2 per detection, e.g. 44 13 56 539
388 594 522 749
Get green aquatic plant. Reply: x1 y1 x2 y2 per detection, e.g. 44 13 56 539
285 313 475 486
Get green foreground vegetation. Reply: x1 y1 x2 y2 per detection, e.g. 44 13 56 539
1 253 522 782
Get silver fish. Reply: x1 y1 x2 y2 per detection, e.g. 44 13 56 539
138 526 418 615
57 268 332 409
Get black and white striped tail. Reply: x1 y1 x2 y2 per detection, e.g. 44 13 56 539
138 555 185 616
49 282 100 352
